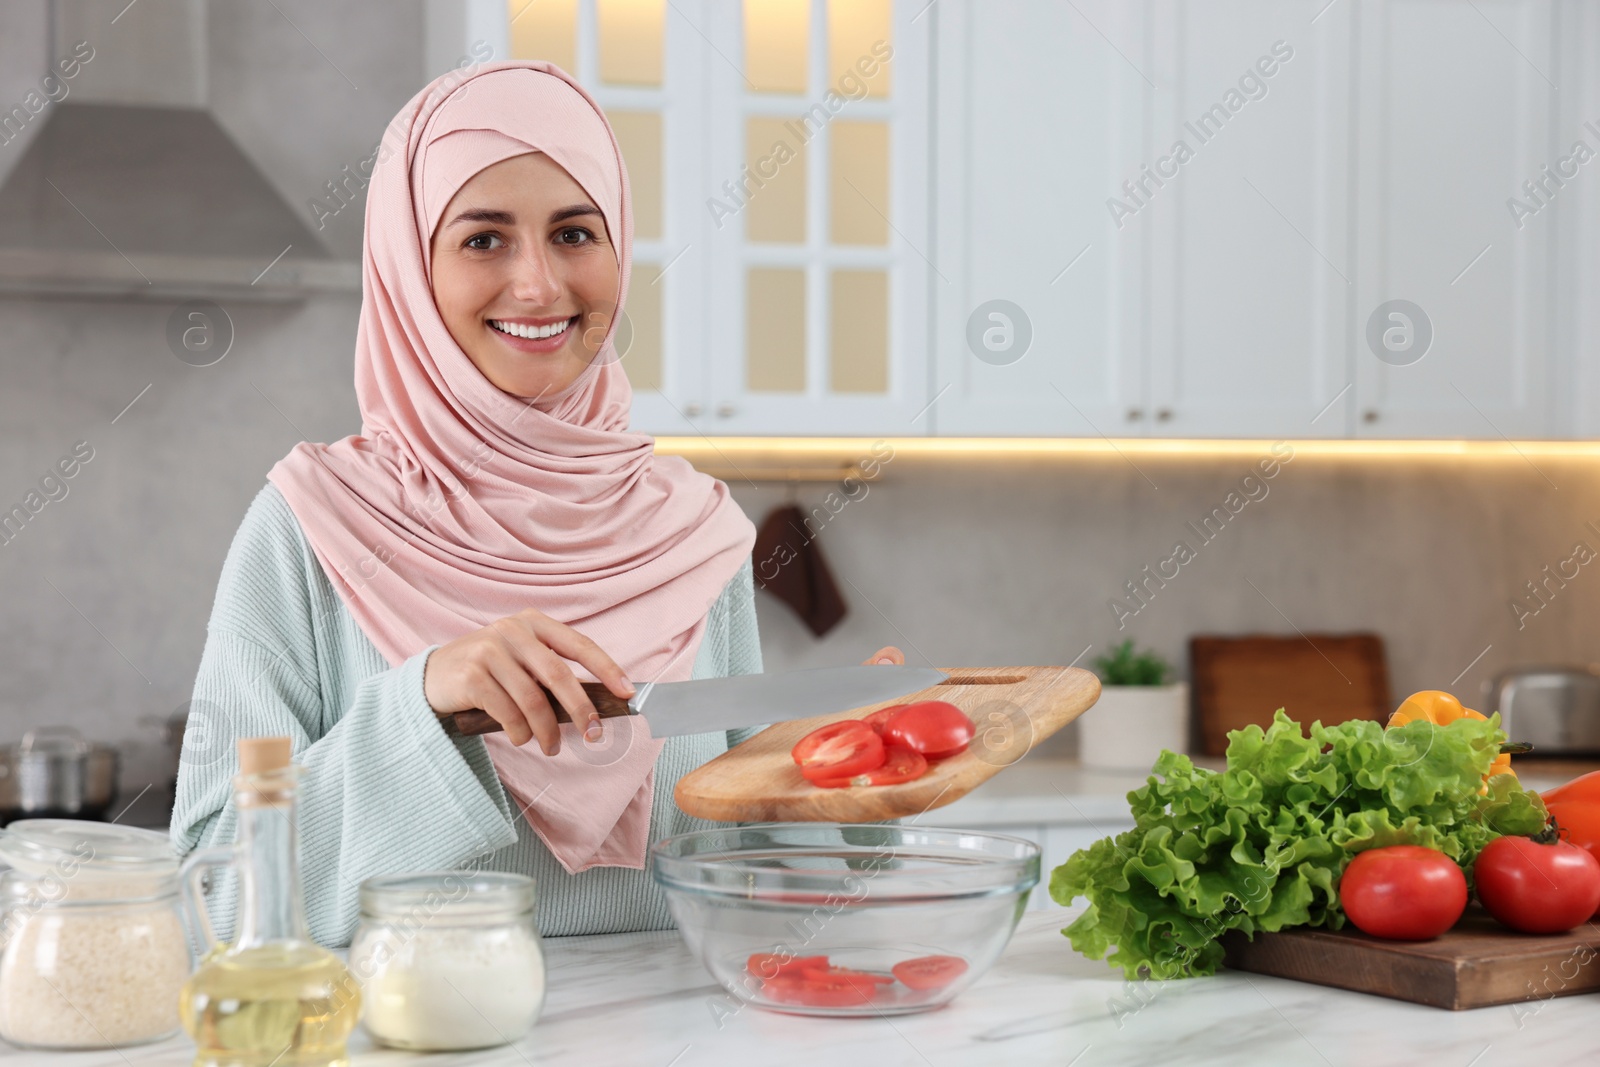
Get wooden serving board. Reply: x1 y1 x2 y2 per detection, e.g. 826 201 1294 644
1221 909 1600 1010
673 665 1100 823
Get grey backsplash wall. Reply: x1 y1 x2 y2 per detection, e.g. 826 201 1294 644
3 288 1599 792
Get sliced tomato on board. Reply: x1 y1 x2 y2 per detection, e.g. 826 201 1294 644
791 721 885 783
762 973 880 1007
891 955 969 991
861 708 901 735
812 744 928 788
880 702 976 761
746 953 830 980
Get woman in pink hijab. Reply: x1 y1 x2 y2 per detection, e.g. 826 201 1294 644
172 59 901 946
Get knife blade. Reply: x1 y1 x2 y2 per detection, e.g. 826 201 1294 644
437 665 949 739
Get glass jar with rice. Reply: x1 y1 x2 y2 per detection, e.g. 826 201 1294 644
0 820 191 1049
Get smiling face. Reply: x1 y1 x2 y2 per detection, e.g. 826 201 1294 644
429 152 620 401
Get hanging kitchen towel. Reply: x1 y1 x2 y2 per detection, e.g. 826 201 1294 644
752 504 848 637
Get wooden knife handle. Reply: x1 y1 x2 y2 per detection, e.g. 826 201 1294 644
437 681 635 738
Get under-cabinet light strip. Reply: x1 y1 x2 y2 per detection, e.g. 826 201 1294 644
654 437 1600 460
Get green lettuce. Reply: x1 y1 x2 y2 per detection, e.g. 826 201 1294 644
1049 709 1548 979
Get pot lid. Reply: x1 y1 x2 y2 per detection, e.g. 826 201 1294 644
0 819 178 879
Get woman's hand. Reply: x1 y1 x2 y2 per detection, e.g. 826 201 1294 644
863 646 905 666
423 609 635 756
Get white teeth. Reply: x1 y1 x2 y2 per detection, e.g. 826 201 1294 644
490 317 572 340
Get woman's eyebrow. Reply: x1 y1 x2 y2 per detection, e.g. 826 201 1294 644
549 204 603 223
444 204 601 228
446 208 515 228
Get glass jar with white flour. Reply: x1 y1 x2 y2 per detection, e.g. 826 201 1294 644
349 870 546 1050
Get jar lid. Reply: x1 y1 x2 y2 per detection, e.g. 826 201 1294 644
0 819 179 879
359 871 535 921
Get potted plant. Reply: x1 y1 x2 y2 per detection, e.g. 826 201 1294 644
1077 639 1189 770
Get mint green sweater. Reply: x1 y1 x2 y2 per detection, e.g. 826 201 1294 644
171 482 767 947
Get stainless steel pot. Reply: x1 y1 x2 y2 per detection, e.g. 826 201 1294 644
0 727 119 823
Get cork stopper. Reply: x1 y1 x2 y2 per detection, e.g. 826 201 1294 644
237 736 291 775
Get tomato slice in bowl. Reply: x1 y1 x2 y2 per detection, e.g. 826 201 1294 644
746 953 830 980
891 955 969 991
801 964 896 986
762 973 880 1007
812 744 928 788
792 721 885 782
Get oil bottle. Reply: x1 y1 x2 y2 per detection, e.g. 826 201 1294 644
178 737 360 1067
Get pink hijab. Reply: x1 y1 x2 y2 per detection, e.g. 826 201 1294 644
266 61 756 875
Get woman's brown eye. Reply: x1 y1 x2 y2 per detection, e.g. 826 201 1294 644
465 233 500 251
559 227 592 245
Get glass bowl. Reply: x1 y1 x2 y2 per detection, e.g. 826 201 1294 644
650 823 1039 1017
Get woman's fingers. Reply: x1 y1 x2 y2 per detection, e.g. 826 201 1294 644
480 638 562 754
497 616 602 743
472 669 537 748
423 610 634 751
863 645 905 666
527 611 636 701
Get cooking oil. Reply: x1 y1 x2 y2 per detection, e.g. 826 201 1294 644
178 738 360 1067
180 942 360 1067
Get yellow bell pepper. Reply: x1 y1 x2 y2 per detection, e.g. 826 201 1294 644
1386 689 1514 780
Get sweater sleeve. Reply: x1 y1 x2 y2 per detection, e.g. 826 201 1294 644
721 555 768 750
171 485 519 947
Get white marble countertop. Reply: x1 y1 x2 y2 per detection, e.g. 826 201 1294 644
9 905 1598 1067
12 756 1596 1064
918 756 1161 827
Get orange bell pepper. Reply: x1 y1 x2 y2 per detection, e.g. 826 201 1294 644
1386 689 1514 780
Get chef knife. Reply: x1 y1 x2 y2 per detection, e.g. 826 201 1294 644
437 665 948 739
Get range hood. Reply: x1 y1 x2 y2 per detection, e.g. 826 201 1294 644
0 103 360 301
0 0 359 301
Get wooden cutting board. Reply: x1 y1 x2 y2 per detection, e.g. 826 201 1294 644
673 665 1100 823
1221 908 1600 1009
1190 634 1391 756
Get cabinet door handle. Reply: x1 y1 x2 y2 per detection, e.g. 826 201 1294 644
1156 408 1173 422
683 401 703 417
716 402 737 418
1125 408 1144 422
1362 409 1379 423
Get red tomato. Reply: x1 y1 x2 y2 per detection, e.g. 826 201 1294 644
746 953 828 980
812 745 928 788
880 701 976 760
762 973 879 1007
891 954 969 990
1474 835 1600 934
861 708 900 734
791 721 885 783
1338 846 1467 940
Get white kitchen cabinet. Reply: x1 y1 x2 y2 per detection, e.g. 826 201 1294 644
929 0 1149 438
1351 0 1557 438
1144 1 1354 438
931 0 1571 440
695 0 935 436
931 0 1356 438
